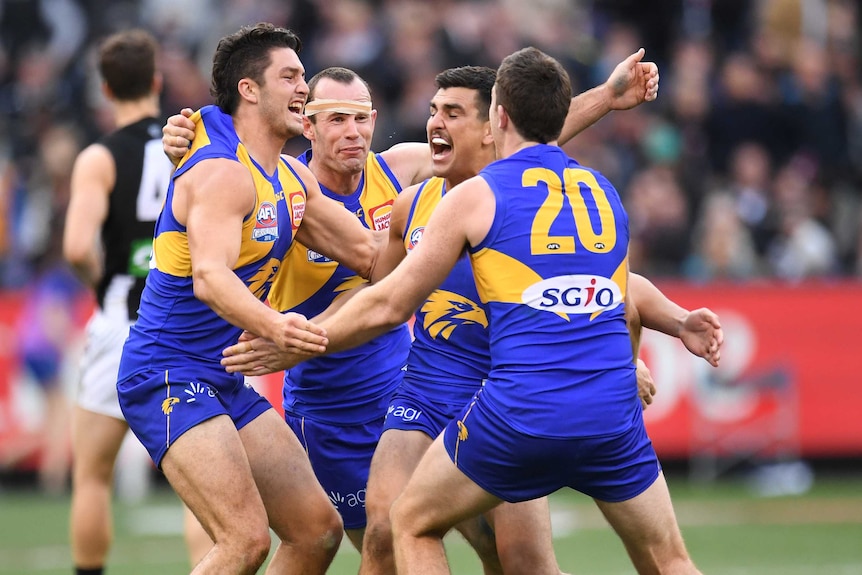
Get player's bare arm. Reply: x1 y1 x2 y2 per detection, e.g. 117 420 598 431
317 175 494 354
378 141 434 188
221 182 419 374
558 48 659 145
63 143 114 287
179 158 328 354
630 273 723 366
289 157 387 281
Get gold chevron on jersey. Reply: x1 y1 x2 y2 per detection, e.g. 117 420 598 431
268 242 336 311
470 247 567 320
421 289 487 340
591 257 628 321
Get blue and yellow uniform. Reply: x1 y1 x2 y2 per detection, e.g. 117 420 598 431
383 177 490 438
441 144 659 503
117 105 307 466
270 149 410 528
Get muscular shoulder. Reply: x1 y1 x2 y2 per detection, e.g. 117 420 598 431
280 154 317 189
378 142 431 187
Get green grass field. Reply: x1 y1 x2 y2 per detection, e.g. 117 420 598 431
2 473 861 574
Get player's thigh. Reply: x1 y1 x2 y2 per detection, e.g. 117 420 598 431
71 407 128 477
393 435 501 537
366 429 433 518
239 409 338 535
594 471 685 550
161 414 267 539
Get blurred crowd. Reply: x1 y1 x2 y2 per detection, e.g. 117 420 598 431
1 0 861 289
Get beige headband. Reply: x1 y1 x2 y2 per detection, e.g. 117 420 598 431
304 98 373 116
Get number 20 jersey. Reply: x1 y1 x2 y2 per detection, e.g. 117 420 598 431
119 105 306 376
468 144 638 439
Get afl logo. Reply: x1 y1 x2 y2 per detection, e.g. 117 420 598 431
252 201 278 242
289 191 306 229
408 227 425 251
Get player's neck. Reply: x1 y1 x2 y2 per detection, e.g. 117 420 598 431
232 110 287 175
112 96 159 129
309 159 362 196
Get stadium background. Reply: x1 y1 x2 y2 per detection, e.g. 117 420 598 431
1 0 860 573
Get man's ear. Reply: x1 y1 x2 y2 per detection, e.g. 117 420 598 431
238 78 258 104
302 116 315 140
496 104 509 130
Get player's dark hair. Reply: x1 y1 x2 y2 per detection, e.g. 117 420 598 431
434 66 497 121
98 29 158 101
211 22 303 114
495 47 571 143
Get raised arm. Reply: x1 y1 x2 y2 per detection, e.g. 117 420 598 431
64 143 113 287
558 48 659 145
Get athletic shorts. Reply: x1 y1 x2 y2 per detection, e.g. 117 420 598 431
382 384 479 439
118 366 272 467
285 412 383 530
442 390 661 503
75 310 133 420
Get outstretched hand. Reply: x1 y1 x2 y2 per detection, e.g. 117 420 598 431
606 48 659 110
679 307 723 367
162 108 195 166
221 313 329 375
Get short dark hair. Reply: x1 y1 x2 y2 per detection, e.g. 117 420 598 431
434 66 497 121
211 22 303 114
495 47 572 143
305 67 371 124
98 29 158 101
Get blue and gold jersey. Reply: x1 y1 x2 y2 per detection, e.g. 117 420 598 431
271 149 410 424
119 105 306 376
402 177 490 401
469 145 638 439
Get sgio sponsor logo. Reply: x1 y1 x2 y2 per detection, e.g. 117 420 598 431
522 275 621 314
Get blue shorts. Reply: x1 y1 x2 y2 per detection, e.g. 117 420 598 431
382 386 477 439
285 412 383 530
117 366 272 467
442 391 660 503
22 353 62 389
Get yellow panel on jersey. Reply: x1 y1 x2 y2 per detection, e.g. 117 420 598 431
471 247 546 304
268 151 400 314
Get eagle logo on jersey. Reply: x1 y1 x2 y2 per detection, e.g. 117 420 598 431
247 257 280 299
161 397 180 415
333 275 368 298
421 290 487 340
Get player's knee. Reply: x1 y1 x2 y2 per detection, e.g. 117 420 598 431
229 526 271 572
390 496 446 540
305 510 344 556
363 515 395 558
